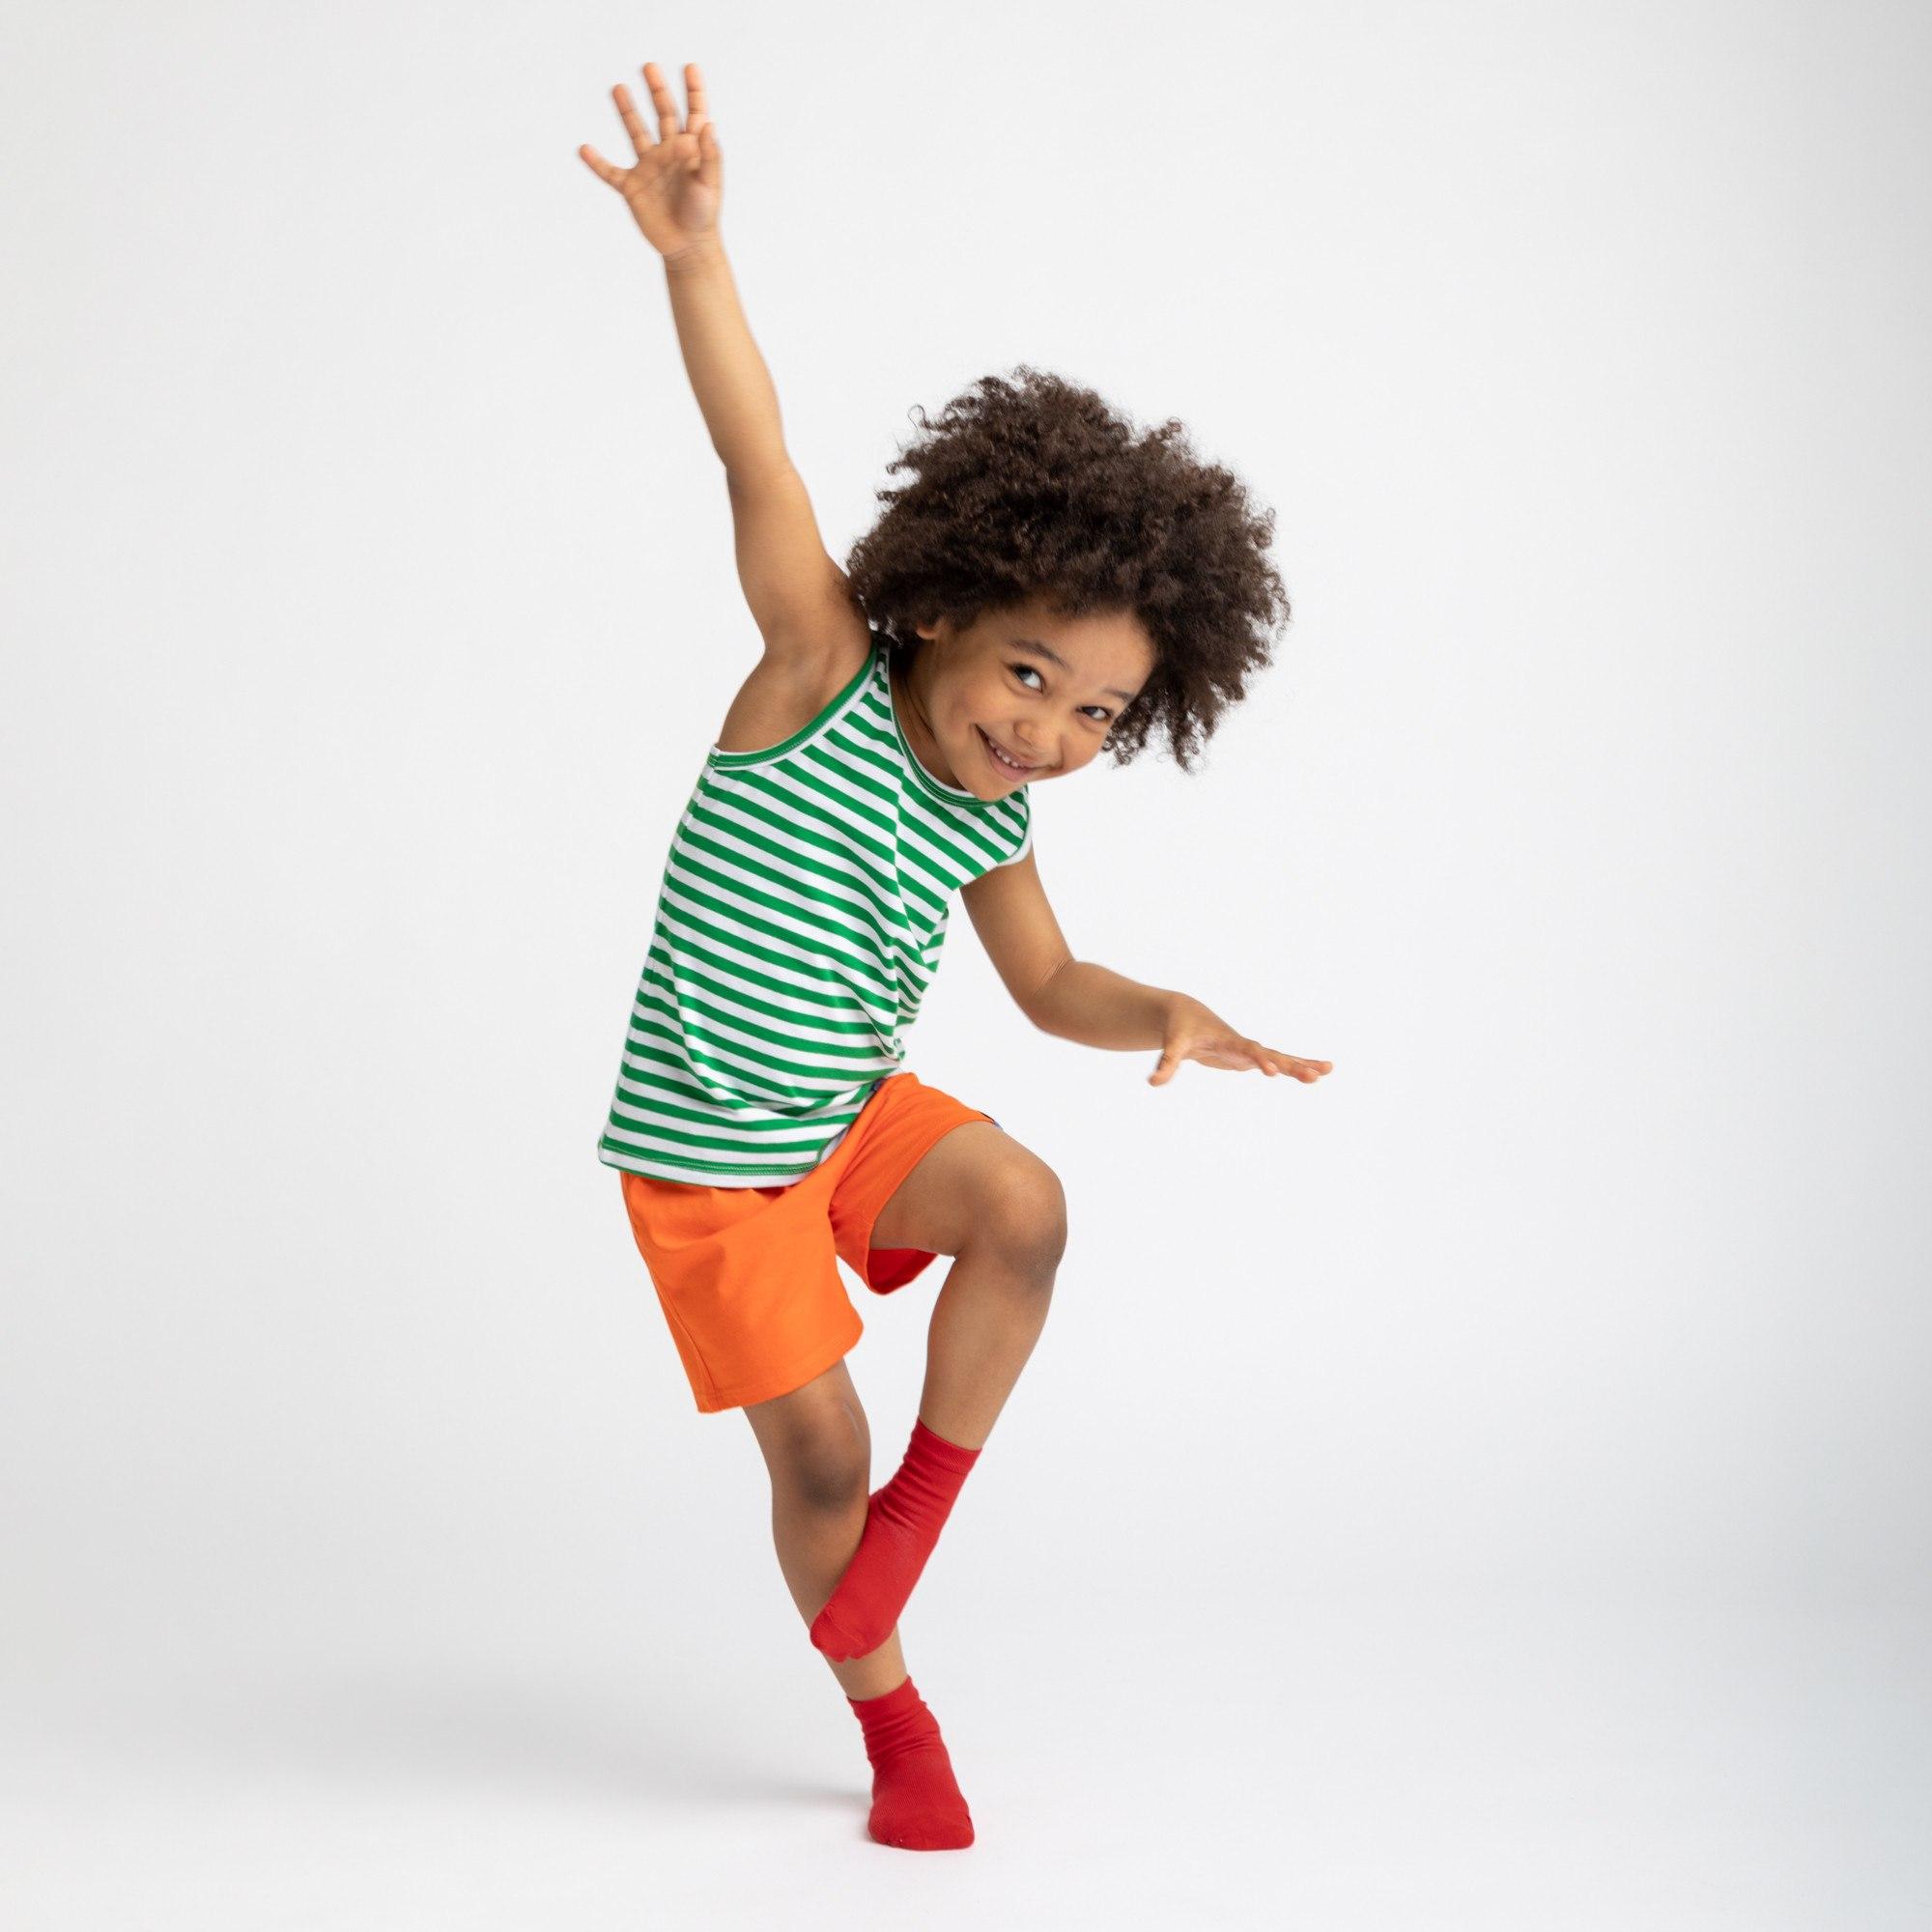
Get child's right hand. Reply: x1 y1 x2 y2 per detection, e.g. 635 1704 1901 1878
578 61 723 263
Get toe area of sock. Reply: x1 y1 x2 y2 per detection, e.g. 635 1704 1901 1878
872 1812 974 1850
809 1608 862 1659
814 1604 892 1660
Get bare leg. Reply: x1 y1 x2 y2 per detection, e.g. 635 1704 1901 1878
914 1193 1066 1449
867 1127 1069 1453
743 1358 908 1696
746 1362 977 1848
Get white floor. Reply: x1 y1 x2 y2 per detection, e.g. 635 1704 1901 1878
5 1590 1923 1931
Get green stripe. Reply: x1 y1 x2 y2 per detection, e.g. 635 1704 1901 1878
600 638 1031 1184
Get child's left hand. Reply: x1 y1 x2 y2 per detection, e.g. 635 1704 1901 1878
1148 994 1333 1087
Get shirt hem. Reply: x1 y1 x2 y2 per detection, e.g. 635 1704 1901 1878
600 1148 824 1188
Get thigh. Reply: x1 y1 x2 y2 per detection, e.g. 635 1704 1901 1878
867 1120 1064 1261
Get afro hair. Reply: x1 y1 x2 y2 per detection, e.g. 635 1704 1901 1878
842 365 1291 771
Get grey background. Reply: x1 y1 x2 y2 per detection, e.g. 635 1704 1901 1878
5 0 1927 1924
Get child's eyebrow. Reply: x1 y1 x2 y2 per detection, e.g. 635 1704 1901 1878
1009 637 1138 704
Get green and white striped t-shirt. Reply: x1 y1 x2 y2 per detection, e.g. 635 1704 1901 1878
597 633 1032 1186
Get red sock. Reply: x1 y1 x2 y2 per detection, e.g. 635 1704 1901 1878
848 1675 974 1850
810 1417 981 1661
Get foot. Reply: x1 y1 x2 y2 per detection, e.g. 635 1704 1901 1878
848 1676 974 1851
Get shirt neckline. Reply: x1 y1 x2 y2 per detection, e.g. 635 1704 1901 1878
880 639 1010 811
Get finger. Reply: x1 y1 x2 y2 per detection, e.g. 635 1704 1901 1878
612 83 654 161
1267 1053 1331 1081
577 142 627 187
685 62 710 131
641 60 682 140
1149 1050 1179 1086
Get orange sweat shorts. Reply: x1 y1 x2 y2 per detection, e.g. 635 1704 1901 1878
615 1069 1000 1414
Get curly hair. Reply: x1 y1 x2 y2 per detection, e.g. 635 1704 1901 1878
842 365 1290 771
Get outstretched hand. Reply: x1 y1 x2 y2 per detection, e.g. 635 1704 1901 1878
1149 995 1333 1087
578 60 723 262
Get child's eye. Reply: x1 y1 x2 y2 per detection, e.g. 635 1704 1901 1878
1009 662 1112 722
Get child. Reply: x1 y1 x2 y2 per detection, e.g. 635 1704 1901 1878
578 61 1333 1852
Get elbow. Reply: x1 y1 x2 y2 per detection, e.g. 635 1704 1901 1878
1019 955 1077 1037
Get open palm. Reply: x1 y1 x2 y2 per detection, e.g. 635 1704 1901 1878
578 60 723 261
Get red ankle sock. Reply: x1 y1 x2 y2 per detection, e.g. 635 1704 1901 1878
848 1675 974 1850
810 1417 981 1661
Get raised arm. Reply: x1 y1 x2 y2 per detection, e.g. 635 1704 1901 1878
578 60 863 664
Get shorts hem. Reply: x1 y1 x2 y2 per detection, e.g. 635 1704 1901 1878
688 1310 867 1415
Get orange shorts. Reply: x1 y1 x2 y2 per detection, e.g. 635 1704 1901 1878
615 1070 1000 1414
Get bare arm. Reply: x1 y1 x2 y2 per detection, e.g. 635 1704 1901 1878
578 62 783 475
659 237 786 478
667 238 859 650
1026 960 1179 1050
963 854 1335 1088
962 850 1176 1047
579 61 862 656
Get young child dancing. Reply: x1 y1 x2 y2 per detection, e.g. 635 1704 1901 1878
579 61 1333 1852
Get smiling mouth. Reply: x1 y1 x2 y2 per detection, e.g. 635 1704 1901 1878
977 725 1042 776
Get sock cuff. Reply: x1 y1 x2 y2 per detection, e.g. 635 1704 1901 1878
848 1674 944 1763
848 1673 921 1717
910 1416 981 1469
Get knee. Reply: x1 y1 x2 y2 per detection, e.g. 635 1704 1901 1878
969 1157 1068 1277
773 1415 870 1516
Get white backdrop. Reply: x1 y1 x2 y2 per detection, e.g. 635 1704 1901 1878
5 1 1927 1925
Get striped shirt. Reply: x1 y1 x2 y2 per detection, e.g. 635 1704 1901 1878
597 632 1033 1186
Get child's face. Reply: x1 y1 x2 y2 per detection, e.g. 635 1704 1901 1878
902 597 1155 794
